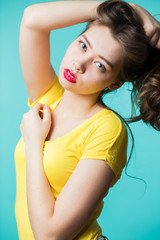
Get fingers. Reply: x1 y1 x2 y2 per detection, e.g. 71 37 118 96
30 103 52 120
29 103 52 121
156 38 160 49
31 103 45 112
43 105 51 122
149 32 160 48
148 25 160 49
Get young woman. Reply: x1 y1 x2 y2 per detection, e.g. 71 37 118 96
14 0 160 239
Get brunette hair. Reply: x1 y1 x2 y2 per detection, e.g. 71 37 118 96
79 0 160 190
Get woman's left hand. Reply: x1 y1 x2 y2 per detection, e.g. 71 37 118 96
130 3 160 49
20 103 52 146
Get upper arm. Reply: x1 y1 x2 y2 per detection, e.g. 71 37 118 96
19 7 56 103
48 159 115 240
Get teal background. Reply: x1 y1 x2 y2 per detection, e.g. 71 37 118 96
0 0 160 239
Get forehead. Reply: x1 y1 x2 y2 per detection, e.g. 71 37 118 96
81 25 123 67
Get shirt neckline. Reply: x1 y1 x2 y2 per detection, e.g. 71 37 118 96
45 106 109 144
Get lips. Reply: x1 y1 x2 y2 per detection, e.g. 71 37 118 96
63 69 76 83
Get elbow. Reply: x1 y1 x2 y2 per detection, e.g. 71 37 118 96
47 236 65 240
31 215 73 240
46 231 62 240
32 230 57 240
42 233 60 240
46 228 70 240
22 4 39 29
22 6 33 28
32 225 61 240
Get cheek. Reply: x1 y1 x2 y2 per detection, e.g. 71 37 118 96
94 74 113 90
84 73 107 89
66 44 78 58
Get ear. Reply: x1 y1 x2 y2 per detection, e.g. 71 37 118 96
108 81 124 90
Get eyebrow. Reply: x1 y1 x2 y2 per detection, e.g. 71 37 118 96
82 34 114 70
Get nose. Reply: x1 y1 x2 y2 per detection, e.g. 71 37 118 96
72 60 85 74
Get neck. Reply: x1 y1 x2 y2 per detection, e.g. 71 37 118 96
56 90 101 119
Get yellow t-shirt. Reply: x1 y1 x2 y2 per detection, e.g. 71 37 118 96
14 74 128 240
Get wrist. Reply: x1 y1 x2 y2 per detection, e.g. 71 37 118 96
25 140 44 151
91 1 104 19
25 141 44 166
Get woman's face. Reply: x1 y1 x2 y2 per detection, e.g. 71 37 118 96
59 24 124 96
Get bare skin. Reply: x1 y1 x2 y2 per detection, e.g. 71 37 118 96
45 104 105 141
46 24 124 141
19 1 160 239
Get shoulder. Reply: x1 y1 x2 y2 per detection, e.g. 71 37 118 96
86 107 128 154
81 108 128 181
83 107 128 150
94 107 127 138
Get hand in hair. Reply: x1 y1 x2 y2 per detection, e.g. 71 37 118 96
130 3 160 49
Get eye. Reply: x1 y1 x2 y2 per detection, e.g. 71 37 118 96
96 62 106 72
78 40 106 72
79 41 87 51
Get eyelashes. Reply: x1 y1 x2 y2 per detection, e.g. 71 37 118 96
79 41 87 50
78 40 106 72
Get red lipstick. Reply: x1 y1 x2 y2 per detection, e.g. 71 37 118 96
63 69 76 83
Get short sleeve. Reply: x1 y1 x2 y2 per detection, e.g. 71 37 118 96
27 74 64 109
81 114 128 182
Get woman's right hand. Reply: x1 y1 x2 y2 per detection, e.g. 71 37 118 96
130 3 160 49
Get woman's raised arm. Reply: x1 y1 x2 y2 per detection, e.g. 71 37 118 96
24 1 103 31
19 1 103 104
130 2 160 49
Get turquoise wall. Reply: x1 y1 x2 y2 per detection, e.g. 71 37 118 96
0 0 160 239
